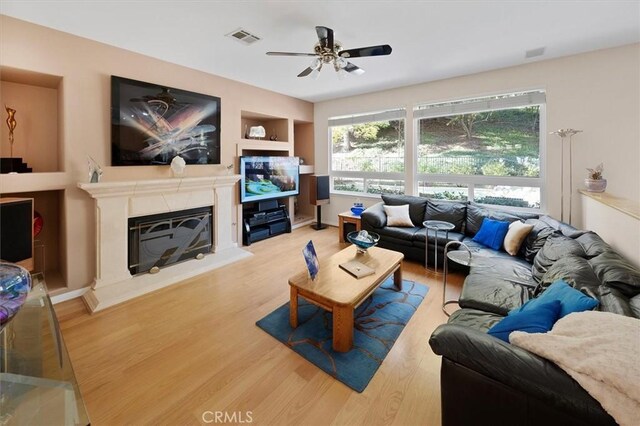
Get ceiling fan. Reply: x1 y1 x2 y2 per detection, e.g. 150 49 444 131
266 26 392 79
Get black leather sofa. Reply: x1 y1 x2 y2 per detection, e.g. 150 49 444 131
361 194 538 266
361 195 640 425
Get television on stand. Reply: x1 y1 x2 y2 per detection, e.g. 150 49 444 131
240 156 299 245
239 156 300 204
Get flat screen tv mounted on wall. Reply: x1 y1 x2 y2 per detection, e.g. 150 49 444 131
240 156 300 203
111 76 221 166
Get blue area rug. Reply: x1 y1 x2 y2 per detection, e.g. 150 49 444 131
256 278 428 392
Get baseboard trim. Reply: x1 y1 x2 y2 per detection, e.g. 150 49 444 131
51 286 90 305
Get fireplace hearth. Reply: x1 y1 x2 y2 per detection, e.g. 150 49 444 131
128 206 213 275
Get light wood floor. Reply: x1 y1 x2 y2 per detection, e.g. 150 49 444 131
55 226 463 426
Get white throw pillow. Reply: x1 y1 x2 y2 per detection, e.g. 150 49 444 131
503 220 534 256
383 204 414 227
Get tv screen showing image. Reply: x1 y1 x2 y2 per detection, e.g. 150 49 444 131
240 156 300 203
111 76 221 166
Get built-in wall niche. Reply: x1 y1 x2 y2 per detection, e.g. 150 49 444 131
293 121 315 226
0 67 63 173
240 111 289 143
4 190 67 292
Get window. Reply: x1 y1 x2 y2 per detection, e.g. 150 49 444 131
415 92 544 209
328 91 545 210
330 109 405 195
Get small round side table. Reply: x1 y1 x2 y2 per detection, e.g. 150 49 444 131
442 241 492 316
422 220 455 274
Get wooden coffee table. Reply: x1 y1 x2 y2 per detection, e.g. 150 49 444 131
288 245 404 352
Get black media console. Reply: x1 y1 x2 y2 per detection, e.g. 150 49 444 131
242 199 291 246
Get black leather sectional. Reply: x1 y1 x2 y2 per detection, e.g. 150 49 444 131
361 194 640 425
361 194 538 266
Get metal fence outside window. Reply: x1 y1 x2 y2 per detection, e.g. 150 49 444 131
332 154 539 175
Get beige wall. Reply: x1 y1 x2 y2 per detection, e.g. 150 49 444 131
580 195 639 267
314 44 640 236
0 15 313 291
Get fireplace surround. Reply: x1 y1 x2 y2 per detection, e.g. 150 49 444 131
128 206 213 275
78 176 251 312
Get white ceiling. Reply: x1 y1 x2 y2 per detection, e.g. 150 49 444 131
1 1 639 102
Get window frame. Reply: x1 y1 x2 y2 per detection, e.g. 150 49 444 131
328 92 546 212
414 100 546 212
329 109 407 198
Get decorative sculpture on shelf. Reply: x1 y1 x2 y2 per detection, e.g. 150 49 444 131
170 155 186 177
5 106 17 158
248 126 266 139
87 155 103 183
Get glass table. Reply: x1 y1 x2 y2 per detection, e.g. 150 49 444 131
1 274 90 425
423 220 455 274
442 241 493 316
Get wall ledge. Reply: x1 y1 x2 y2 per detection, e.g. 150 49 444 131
579 190 639 220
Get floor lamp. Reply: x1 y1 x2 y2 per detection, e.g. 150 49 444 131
550 128 582 224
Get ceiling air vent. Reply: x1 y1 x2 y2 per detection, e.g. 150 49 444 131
525 47 546 59
226 28 261 45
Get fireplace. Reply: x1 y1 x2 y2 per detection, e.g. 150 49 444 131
78 176 252 312
128 206 213 275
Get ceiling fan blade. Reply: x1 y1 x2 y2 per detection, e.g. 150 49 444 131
315 26 334 50
339 44 392 58
344 62 365 75
266 51 317 57
297 67 314 77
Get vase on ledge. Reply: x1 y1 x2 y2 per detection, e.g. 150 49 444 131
584 178 607 193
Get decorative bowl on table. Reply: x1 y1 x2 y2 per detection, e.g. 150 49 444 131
0 262 32 332
347 230 380 254
350 202 365 216
350 206 365 216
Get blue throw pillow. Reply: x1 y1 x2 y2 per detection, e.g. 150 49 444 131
472 218 510 250
510 279 599 318
488 300 562 343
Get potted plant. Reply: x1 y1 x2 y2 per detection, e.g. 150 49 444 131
585 163 607 192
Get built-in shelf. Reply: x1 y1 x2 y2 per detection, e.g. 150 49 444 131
0 172 71 194
4 189 67 293
237 140 292 152
293 214 314 224
235 114 315 245
300 165 315 175
579 190 640 220
241 111 289 143
1 66 63 173
0 68 68 292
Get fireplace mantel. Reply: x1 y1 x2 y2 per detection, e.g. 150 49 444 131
78 175 251 312
78 175 240 199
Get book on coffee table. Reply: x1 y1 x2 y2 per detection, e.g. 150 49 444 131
339 260 375 279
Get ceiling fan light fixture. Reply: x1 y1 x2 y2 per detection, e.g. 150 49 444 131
310 64 322 80
266 26 392 79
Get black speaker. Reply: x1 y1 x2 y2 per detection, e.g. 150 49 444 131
310 175 330 206
258 199 278 212
0 198 33 270
310 175 330 230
